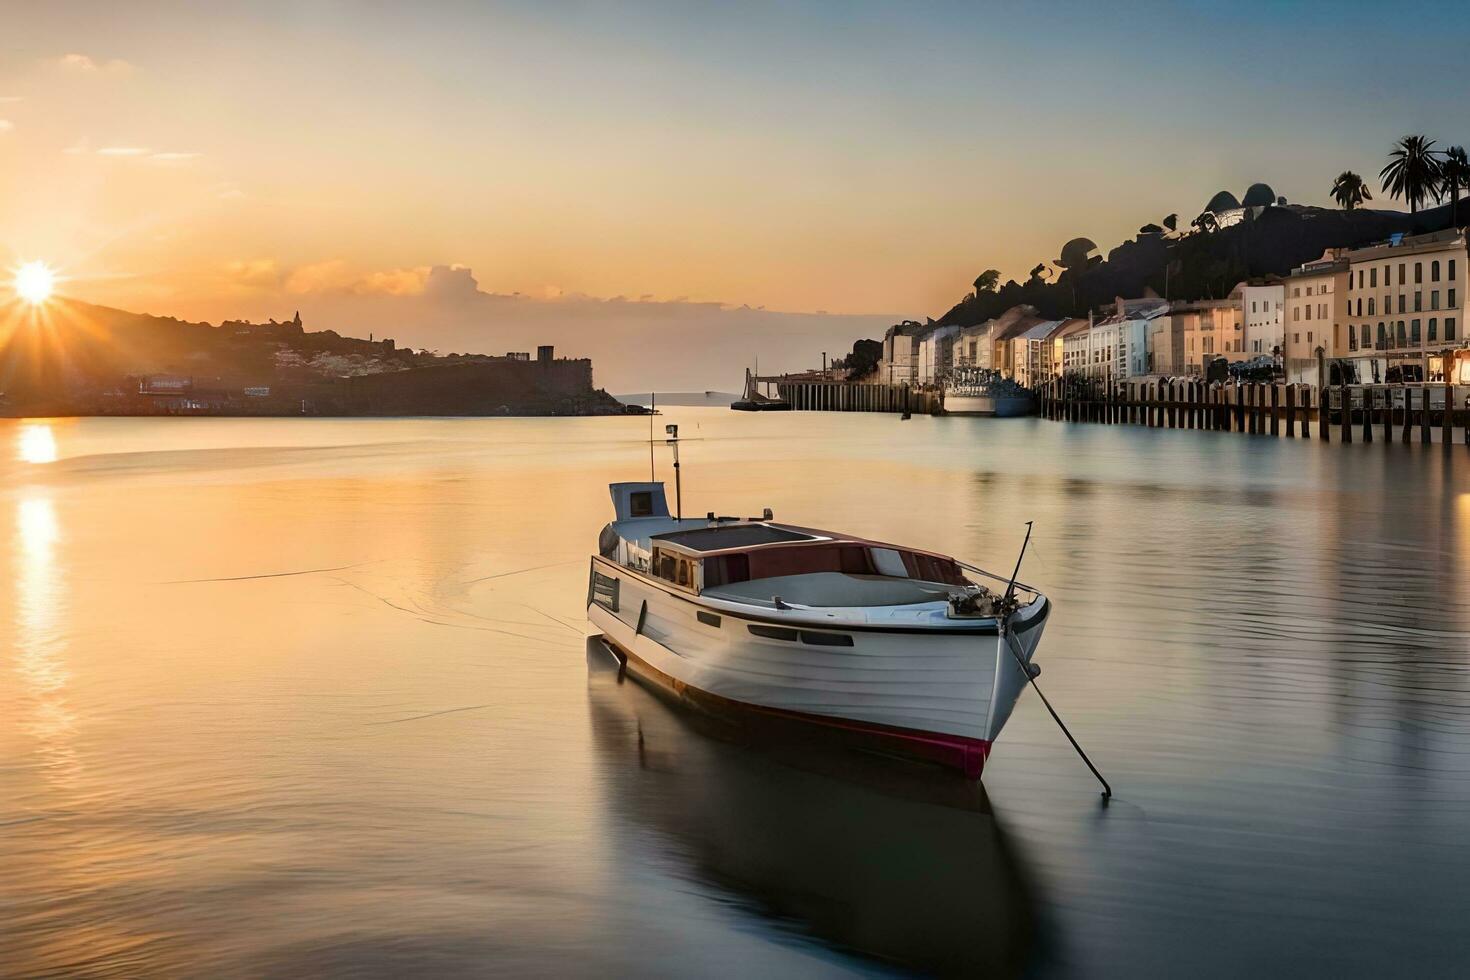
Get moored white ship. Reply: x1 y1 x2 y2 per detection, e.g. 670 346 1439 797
586 481 1049 777
942 372 1036 417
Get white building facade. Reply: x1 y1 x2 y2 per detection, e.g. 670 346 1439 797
916 324 959 385
1240 281 1285 356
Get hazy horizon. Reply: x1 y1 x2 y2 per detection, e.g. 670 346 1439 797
5 0 1470 385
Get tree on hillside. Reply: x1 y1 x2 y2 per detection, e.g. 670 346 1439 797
1191 211 1218 234
1380 135 1443 214
1330 171 1372 211
972 269 1000 295
1162 213 1178 232
1027 262 1051 282
1440 146 1469 228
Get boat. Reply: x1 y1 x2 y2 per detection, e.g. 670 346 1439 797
942 371 1035 417
586 480 1049 778
730 368 792 411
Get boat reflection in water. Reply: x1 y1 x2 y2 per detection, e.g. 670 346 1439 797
585 638 1043 976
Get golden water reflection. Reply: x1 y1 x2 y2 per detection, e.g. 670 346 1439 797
13 494 80 787
16 421 59 464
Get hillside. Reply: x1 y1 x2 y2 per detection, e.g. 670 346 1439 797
937 200 1461 328
0 299 627 417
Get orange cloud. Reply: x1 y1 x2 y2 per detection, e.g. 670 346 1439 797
221 258 281 289
52 53 134 75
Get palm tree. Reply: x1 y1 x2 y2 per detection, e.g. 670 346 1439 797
1440 146 1469 227
1330 171 1372 211
1379 135 1444 214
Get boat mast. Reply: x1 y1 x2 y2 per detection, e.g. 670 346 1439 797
665 423 682 520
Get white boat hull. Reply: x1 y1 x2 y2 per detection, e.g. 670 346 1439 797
587 557 1044 777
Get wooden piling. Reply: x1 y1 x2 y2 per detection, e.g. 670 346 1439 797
1340 383 1352 443
1420 385 1431 444
1284 385 1296 437
1444 382 1454 446
1402 387 1412 444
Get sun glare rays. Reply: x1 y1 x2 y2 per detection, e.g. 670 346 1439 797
14 261 57 304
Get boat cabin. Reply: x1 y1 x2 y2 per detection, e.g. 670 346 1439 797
605 481 977 608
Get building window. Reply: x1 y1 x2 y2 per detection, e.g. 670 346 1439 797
1399 262 1406 284
1432 290 1440 310
1411 319 1421 344
1450 259 1457 281
1377 323 1386 347
1293 332 1300 344
1397 321 1407 344
1415 262 1423 284
1368 297 1375 315
1307 331 1313 344
1305 305 1313 321
1415 292 1423 312
1432 260 1441 282
1449 317 1458 341
1361 323 1370 346
1358 269 1365 289
1293 287 1301 298
1429 317 1438 341
1399 294 1406 314
1356 298 1363 316
1370 268 1377 288
1450 288 1458 307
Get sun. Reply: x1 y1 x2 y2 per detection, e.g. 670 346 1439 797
14 261 56 304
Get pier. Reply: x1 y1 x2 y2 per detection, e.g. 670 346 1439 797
760 376 943 414
1040 378 1470 445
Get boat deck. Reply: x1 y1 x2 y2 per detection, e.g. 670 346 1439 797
703 572 953 608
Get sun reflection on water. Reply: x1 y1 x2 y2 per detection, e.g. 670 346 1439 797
13 494 80 786
17 422 59 464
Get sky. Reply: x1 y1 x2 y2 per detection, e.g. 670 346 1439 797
3 1 1470 389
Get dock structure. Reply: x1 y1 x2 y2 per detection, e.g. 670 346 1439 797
1039 378 1470 446
759 376 942 415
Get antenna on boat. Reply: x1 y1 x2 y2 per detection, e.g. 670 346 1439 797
1001 521 1034 610
665 423 682 521
648 392 656 482
999 520 1113 802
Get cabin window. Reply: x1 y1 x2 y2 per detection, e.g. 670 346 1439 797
630 492 654 517
589 570 620 612
871 547 908 578
703 553 750 587
749 624 799 642
697 611 721 628
676 560 690 587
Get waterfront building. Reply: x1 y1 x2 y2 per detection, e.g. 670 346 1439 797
1011 320 1063 388
1282 251 1348 384
916 324 959 385
1240 279 1285 356
879 321 924 383
1048 319 1090 379
1174 287 1244 374
984 306 1047 381
1147 308 1187 375
950 322 994 372
1060 299 1162 383
1338 228 1469 382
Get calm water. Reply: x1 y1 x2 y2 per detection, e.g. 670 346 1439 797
3 410 1469 977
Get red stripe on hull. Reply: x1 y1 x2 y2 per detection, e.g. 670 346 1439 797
600 636 992 779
